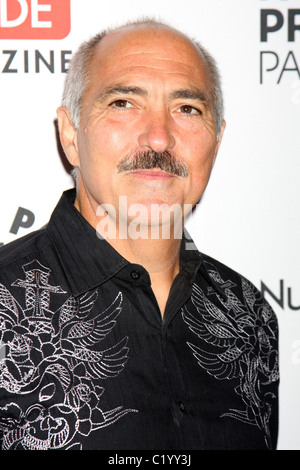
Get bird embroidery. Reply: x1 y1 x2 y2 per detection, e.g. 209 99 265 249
182 266 279 448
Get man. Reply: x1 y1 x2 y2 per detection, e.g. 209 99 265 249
0 19 279 450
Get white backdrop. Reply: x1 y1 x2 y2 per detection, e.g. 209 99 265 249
0 0 299 450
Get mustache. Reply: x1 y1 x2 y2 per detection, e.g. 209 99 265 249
117 150 189 178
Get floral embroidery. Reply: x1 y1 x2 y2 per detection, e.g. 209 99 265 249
0 260 137 450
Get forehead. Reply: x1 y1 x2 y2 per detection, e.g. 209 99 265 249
86 25 209 94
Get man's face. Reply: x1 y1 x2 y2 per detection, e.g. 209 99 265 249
61 25 225 230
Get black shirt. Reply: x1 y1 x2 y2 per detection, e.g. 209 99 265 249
0 189 279 450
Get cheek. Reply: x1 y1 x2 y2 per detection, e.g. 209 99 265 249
186 136 217 175
183 138 218 198
82 121 136 167
184 159 215 206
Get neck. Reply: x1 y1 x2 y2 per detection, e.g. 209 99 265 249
74 192 182 317
105 226 182 317
111 235 181 275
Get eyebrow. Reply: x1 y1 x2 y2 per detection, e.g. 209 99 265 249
95 85 211 108
96 85 148 103
169 88 210 106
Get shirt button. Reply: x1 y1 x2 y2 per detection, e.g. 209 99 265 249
130 270 140 280
178 401 185 412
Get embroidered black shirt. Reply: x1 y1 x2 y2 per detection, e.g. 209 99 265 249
0 189 279 450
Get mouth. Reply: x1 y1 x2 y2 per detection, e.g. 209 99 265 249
117 150 189 178
128 168 176 179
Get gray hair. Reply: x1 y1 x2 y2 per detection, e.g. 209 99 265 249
62 18 224 138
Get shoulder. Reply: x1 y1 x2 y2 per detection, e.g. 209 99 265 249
0 227 52 273
198 251 278 325
200 251 249 283
200 252 262 293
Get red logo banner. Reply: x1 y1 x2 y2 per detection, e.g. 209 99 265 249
0 0 71 39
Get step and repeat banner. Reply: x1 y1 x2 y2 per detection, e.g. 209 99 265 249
0 0 299 450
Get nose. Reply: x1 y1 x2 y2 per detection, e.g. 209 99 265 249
138 110 176 153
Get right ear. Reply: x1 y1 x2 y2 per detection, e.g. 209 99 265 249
56 107 80 168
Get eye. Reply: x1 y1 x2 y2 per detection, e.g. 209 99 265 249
179 105 201 115
110 99 133 109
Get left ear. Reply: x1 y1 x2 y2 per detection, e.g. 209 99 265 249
56 106 80 168
213 119 226 164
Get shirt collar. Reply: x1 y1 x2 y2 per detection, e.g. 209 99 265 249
47 189 128 296
46 189 216 298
